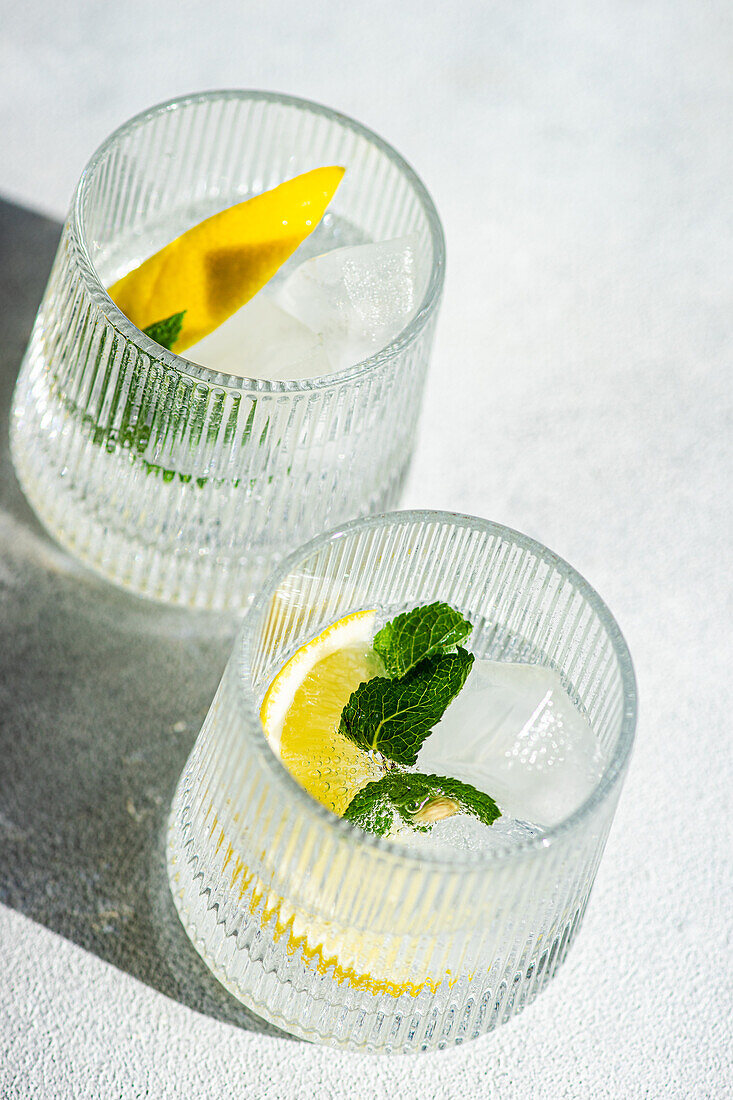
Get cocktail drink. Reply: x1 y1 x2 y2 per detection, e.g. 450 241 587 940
11 92 443 609
167 511 636 1052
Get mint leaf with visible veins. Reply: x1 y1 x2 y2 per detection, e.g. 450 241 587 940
339 648 474 766
343 772 501 837
342 779 395 837
373 601 473 679
336 603 500 837
143 311 186 351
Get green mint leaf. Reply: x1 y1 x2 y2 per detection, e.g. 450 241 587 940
143 311 186 351
343 772 501 837
342 778 396 837
414 774 502 830
373 601 473 678
339 648 474 766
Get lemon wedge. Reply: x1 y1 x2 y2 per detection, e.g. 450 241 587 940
109 166 344 351
260 610 384 815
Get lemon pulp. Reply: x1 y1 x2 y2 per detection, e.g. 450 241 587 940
260 610 384 814
278 643 383 814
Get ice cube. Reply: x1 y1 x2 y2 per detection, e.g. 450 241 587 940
185 295 332 381
391 812 544 856
418 660 605 828
275 236 423 370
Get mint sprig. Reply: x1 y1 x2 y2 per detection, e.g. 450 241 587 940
143 310 186 351
343 772 501 838
339 649 474 766
373 601 473 678
336 602 502 839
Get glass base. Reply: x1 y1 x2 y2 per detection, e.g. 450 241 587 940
10 366 410 610
167 762 587 1054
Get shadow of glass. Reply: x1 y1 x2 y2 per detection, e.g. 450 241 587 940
0 198 291 1040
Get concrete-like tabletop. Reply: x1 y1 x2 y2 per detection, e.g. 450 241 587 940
1 3 731 1097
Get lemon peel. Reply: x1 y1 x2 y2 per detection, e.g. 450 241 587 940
109 166 345 351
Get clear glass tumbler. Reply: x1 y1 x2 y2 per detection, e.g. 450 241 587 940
167 510 636 1052
10 92 444 609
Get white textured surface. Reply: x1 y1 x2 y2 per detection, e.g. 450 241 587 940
1 1 732 1097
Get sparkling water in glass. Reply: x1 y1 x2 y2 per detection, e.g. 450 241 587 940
167 511 636 1052
10 92 444 609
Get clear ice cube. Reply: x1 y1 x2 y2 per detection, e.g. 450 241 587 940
275 236 423 370
185 294 332 381
417 660 605 829
391 812 544 856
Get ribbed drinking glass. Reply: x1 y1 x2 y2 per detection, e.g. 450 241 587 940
10 92 444 609
167 510 636 1053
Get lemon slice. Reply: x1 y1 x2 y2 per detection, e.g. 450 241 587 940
109 166 344 351
260 609 384 815
204 609 463 996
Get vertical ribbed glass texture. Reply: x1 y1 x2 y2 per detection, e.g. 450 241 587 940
167 511 636 1052
10 92 444 609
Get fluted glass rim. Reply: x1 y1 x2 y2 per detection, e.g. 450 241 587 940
70 88 446 394
235 509 637 870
